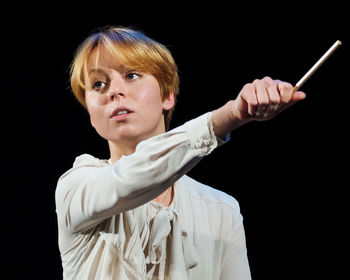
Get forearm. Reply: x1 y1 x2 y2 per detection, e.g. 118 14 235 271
56 113 223 232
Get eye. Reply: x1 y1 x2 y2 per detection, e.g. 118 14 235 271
125 72 141 81
92 81 106 90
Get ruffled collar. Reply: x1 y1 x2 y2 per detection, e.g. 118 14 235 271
98 179 200 279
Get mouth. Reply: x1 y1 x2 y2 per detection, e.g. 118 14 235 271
110 107 134 120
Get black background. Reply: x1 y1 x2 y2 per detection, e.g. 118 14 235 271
2 4 349 279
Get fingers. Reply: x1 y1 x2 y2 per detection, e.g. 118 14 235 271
277 82 306 112
278 81 294 103
266 83 280 113
253 78 270 117
238 76 306 121
240 84 257 116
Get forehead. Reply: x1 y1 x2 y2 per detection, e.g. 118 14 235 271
86 47 130 74
86 34 158 71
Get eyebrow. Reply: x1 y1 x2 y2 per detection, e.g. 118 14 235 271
89 64 134 75
88 68 109 75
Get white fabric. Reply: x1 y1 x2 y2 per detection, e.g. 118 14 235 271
55 112 251 279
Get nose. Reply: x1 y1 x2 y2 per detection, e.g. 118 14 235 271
108 91 125 101
108 78 127 101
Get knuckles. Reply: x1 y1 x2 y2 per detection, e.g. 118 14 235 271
240 77 294 109
253 76 274 86
236 77 298 121
278 82 293 91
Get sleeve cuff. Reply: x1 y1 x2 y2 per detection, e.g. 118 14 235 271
184 112 230 156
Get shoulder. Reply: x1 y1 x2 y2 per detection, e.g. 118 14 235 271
58 154 108 179
72 154 109 168
55 154 108 198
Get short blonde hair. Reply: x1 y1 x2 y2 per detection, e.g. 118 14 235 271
70 26 179 130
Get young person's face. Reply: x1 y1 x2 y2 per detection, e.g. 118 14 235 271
85 64 174 144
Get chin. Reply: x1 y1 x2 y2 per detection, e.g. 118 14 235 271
107 127 146 142
103 119 165 143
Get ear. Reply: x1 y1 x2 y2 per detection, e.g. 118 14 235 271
162 92 175 111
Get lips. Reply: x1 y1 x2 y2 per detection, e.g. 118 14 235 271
110 106 134 119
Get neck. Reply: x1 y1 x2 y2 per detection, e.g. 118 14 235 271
108 118 167 163
108 138 139 163
153 185 174 207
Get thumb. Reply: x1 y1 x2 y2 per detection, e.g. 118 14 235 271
292 91 307 102
277 91 306 114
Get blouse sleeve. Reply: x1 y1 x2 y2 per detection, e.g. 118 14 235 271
55 112 226 233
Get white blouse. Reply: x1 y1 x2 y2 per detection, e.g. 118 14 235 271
55 112 252 279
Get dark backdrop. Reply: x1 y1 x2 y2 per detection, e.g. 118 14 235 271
2 4 349 279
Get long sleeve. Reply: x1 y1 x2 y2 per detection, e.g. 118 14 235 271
55 112 224 233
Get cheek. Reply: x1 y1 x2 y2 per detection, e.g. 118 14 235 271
87 105 110 140
88 107 99 128
137 84 163 114
85 93 106 128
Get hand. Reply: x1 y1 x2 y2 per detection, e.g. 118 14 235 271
232 76 306 121
212 77 306 139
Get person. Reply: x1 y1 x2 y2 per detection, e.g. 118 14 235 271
55 26 306 280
